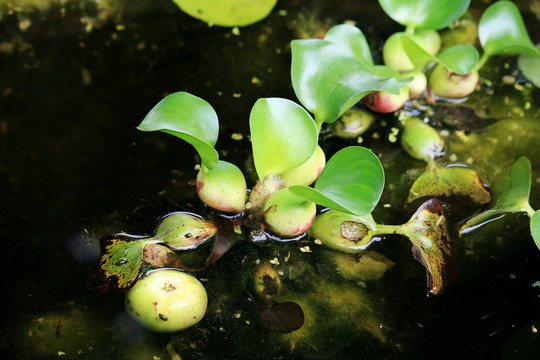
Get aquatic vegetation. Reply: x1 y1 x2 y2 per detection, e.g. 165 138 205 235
125 269 208 332
171 0 277 27
90 2 540 353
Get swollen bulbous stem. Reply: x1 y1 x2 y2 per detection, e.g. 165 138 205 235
196 160 247 213
331 108 375 138
405 70 427 99
363 86 409 114
280 145 326 186
429 64 479 98
263 188 316 237
400 117 444 162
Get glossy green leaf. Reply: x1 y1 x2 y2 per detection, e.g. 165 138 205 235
291 38 408 127
378 0 470 30
138 92 220 170
402 35 478 74
400 35 435 70
290 146 385 216
152 212 217 250
460 157 535 235
518 43 540 88
479 1 540 59
437 45 479 75
531 210 540 250
323 24 374 70
172 0 277 27
250 98 318 179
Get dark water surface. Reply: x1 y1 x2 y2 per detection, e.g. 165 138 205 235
1 1 540 359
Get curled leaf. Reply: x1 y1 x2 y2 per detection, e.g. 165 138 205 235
398 199 458 295
479 1 540 59
137 92 220 170
250 98 318 179
290 146 385 216
291 33 408 127
460 157 535 235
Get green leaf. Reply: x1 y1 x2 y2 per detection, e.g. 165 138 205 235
138 92 220 170
532 210 540 250
378 0 470 30
402 35 478 74
407 166 491 210
518 43 540 88
152 212 217 250
479 1 540 59
400 35 435 70
323 24 374 70
437 45 479 75
172 0 277 27
291 38 408 127
290 146 385 215
249 98 318 179
460 157 535 235
99 238 155 290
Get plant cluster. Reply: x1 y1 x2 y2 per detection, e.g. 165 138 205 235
94 0 540 333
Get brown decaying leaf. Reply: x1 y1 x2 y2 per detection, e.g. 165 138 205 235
401 199 458 295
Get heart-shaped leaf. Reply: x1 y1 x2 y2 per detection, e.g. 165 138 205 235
479 1 540 59
460 157 535 235
518 43 540 88
250 98 318 180
137 92 220 170
402 35 478 74
172 0 277 27
290 146 384 216
323 24 374 70
531 210 540 250
437 45 479 75
291 38 408 127
378 0 470 30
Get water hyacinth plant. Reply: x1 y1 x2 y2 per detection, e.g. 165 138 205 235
90 0 540 341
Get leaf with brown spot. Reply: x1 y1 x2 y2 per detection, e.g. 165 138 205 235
96 237 156 292
407 166 491 214
153 212 217 250
398 199 458 295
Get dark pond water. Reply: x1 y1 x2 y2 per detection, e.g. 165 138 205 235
1 0 540 359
